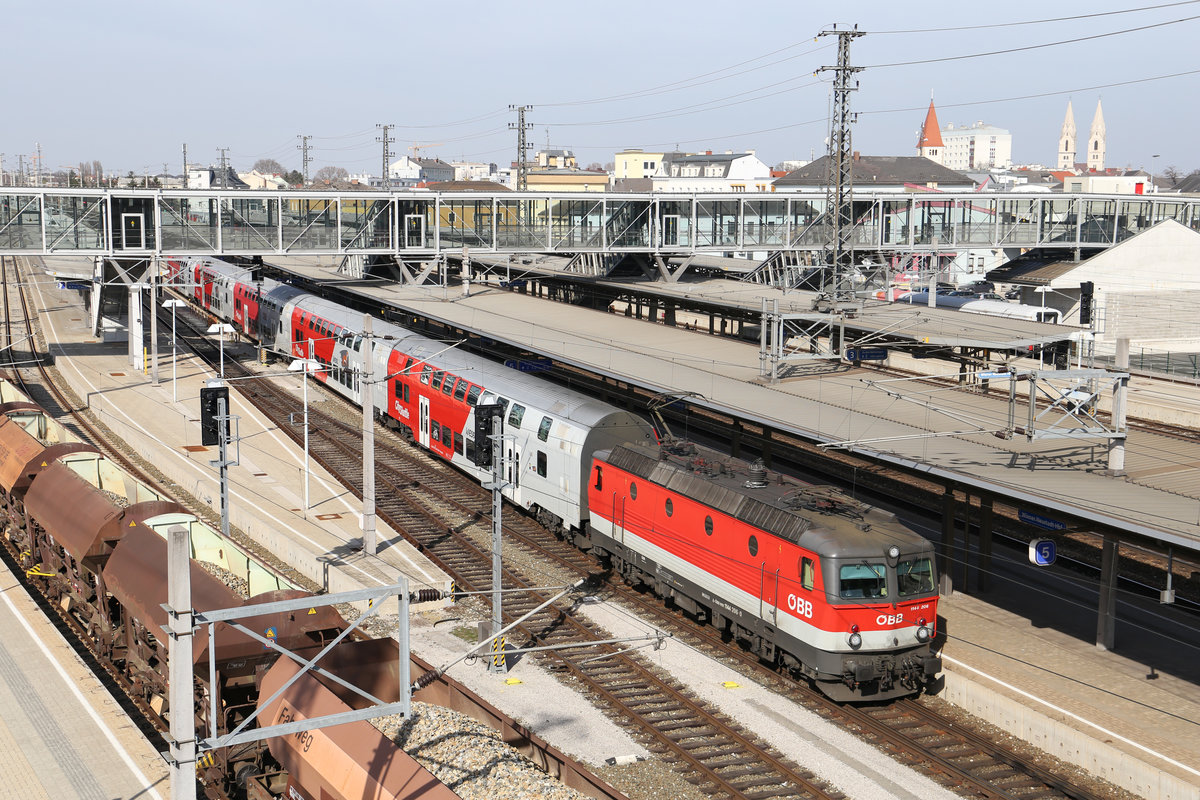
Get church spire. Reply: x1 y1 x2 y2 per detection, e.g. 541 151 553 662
917 99 944 165
1088 99 1106 171
1057 100 1076 171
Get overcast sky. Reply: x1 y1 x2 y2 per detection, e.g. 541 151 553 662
5 0 1197 177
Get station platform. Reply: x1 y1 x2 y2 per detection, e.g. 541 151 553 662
14 261 1200 799
0 556 168 800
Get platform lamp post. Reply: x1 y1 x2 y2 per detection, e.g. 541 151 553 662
288 346 321 513
163 299 187 402
207 322 234 380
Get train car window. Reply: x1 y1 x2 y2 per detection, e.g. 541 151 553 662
442 425 452 447
454 433 464 455
431 420 441 441
664 498 673 517
593 466 602 490
629 482 637 500
838 563 887 599
800 557 815 591
496 397 509 415
897 557 935 597
537 415 552 442
453 380 468 402
353 336 362 353
704 515 713 536
442 376 455 395
536 451 547 477
431 371 444 390
465 437 476 462
508 404 525 428
467 385 481 406
420 365 431 384
748 535 759 557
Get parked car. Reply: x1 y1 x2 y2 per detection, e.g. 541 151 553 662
1004 287 1022 300
960 280 994 293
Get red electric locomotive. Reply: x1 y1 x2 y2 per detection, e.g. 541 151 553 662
587 441 941 701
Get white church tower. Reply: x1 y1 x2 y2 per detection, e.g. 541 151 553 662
1087 99 1106 172
1057 100 1076 171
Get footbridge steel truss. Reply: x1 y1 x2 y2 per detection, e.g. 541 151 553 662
2 188 1197 259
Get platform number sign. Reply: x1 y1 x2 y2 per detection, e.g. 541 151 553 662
1028 538 1057 567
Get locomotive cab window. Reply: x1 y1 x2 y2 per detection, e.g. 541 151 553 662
800 557 815 591
838 563 887 599
897 557 935 597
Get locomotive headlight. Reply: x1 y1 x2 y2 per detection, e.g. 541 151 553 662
915 617 931 643
848 631 863 649
887 545 900 560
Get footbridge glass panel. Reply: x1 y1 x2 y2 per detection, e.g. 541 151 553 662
0 194 44 250
1080 200 1117 244
44 194 106 251
159 196 216 252
742 199 786 247
914 198 953 246
221 197 279 251
605 200 650 248
850 199 881 247
695 199 739 248
996 198 1039 246
495 199 546 249
952 197 997 245
1152 201 1189 227
1116 200 1153 242
881 199 911 247
283 198 337 251
396 199 434 250
340 197 393 251
548 198 604 249
791 197 828 247
437 198 493 250
1039 198 1076 245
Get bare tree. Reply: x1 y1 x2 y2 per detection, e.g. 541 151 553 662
314 165 348 183
252 158 286 175
1162 165 1183 186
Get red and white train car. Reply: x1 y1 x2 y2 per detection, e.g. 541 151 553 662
587 442 941 700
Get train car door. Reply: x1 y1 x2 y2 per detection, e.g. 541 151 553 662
661 215 679 247
121 214 145 249
418 396 430 448
506 442 522 506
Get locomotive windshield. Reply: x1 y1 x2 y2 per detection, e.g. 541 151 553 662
898 557 936 597
838 563 887 599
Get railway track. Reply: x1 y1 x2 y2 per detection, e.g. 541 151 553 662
167 292 836 800
158 287 1122 800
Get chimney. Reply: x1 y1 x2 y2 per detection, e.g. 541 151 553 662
706 150 712 155
853 151 860 161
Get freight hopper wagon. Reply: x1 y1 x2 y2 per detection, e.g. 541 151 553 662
0 378 458 799
587 442 942 701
